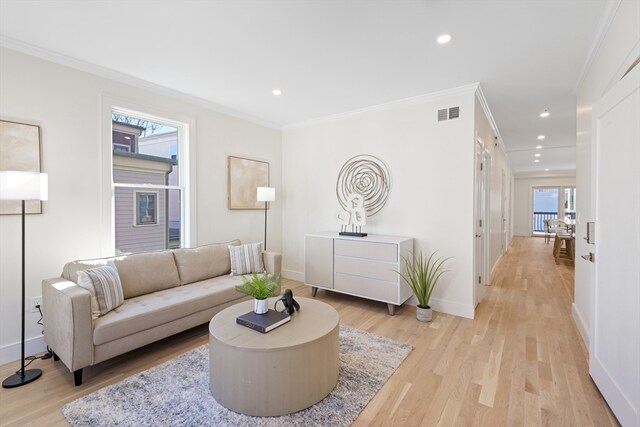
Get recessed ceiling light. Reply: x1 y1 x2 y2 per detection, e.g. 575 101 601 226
545 168 550 171
535 153 541 157
536 145 543 149
272 88 282 96
534 159 540 163
437 34 452 44
540 109 550 118
537 135 545 140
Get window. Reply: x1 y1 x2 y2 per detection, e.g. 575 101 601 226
135 191 158 225
111 110 185 253
531 186 577 233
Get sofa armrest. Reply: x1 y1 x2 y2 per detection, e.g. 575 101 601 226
42 278 93 373
262 251 282 277
262 251 282 293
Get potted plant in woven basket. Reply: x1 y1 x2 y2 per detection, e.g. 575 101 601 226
397 251 451 322
235 272 280 314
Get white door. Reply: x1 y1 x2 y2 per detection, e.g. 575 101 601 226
591 64 639 427
474 140 485 306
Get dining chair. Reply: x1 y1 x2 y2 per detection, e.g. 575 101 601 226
546 219 567 244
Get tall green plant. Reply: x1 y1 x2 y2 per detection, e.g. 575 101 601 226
397 251 451 308
235 272 280 300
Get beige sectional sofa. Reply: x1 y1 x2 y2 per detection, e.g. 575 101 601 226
42 240 281 386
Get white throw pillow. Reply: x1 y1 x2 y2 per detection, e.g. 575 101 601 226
229 243 265 275
77 261 124 319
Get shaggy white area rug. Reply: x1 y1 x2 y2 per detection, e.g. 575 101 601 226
63 324 412 426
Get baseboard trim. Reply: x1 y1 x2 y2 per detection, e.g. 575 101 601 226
572 303 590 349
405 295 475 319
0 335 47 366
282 269 304 282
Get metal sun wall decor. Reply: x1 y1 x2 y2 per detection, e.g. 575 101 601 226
336 154 391 237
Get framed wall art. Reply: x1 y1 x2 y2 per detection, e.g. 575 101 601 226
228 156 269 210
0 120 42 215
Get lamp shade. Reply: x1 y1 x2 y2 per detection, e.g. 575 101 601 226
256 186 275 202
0 171 48 201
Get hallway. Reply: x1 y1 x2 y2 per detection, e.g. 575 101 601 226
351 236 619 425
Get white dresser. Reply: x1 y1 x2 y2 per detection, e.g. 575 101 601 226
304 232 414 315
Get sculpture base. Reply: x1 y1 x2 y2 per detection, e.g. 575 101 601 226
339 232 368 237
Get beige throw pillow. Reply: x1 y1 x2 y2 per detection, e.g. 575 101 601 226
229 242 265 275
76 262 124 319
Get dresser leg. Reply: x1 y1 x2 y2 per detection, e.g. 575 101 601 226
311 287 318 297
387 304 396 316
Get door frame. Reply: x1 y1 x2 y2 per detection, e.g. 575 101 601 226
474 138 491 307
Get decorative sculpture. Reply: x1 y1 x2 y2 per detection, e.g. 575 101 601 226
337 193 367 236
336 155 390 236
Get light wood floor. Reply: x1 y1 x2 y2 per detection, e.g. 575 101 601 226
0 237 617 426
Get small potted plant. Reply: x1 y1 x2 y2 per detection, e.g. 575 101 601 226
235 272 280 314
397 251 451 322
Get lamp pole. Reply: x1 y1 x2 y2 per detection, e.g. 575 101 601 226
256 187 275 252
263 200 268 250
1 171 47 388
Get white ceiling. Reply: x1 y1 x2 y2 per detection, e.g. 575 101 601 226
0 0 612 174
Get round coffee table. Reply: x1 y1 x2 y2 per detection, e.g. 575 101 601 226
209 296 339 416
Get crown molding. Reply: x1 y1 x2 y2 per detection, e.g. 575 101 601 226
0 36 281 130
282 83 480 131
573 0 622 95
474 83 510 167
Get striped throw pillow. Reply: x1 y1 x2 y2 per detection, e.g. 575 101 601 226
77 261 124 319
229 243 265 275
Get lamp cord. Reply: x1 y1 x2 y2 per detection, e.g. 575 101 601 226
14 305 52 376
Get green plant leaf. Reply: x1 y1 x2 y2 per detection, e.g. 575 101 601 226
395 251 452 309
234 272 280 299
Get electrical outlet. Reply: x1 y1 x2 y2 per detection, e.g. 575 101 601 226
30 296 42 313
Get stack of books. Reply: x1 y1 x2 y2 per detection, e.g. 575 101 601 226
236 309 291 333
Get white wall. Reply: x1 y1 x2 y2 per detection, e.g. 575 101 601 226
513 175 576 236
0 47 282 363
282 86 479 318
574 0 640 347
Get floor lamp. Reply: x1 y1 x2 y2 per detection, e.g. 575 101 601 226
0 171 48 389
256 187 275 250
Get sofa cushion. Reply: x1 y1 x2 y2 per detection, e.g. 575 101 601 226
113 251 180 299
229 242 265 275
173 239 241 285
62 255 124 284
92 275 246 345
76 262 124 319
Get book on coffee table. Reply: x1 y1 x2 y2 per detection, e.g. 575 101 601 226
236 309 291 333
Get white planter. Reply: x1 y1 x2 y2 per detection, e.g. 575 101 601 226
416 306 432 322
254 298 268 314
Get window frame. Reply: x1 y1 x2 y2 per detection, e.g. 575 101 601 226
133 190 159 226
101 97 196 256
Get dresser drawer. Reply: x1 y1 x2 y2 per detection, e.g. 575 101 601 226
334 273 398 303
334 256 398 282
334 239 397 262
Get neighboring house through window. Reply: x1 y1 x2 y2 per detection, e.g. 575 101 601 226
135 191 158 225
111 111 185 254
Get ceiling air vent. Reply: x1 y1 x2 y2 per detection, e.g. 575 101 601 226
437 106 461 122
